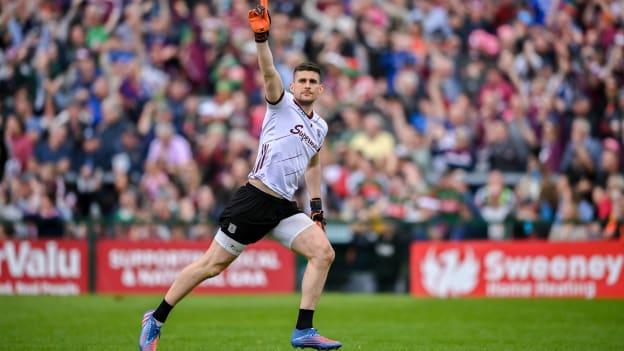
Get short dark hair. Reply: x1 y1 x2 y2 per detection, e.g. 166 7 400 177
293 62 322 81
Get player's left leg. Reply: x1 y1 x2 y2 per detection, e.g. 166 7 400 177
138 232 241 351
273 214 342 350
163 232 240 304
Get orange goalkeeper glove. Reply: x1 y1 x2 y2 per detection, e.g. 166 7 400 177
248 0 271 42
310 198 326 232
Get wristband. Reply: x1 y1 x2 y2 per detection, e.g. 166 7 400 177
254 31 269 43
310 197 322 212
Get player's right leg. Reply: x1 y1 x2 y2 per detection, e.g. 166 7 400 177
272 216 341 350
138 230 242 351
289 225 341 350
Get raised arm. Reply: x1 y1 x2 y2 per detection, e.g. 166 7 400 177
256 41 284 103
248 0 284 103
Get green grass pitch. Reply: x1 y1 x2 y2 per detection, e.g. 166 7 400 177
0 294 622 350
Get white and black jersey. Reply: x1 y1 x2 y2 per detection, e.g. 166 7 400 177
249 91 328 200
217 91 324 251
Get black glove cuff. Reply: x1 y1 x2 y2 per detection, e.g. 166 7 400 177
254 31 269 43
310 198 322 212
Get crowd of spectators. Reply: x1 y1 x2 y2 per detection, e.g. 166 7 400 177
1 0 623 244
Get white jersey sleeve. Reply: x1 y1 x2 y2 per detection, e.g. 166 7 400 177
249 91 327 200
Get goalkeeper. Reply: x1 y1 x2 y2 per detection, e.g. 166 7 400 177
138 0 342 350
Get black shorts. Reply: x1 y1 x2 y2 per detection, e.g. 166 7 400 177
218 183 302 245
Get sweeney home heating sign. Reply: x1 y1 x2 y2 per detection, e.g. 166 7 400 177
411 241 624 299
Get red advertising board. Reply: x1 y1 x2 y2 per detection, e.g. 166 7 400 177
97 240 295 293
411 241 624 299
0 240 88 295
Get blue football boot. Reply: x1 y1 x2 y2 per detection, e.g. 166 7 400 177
138 310 161 351
291 328 342 350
